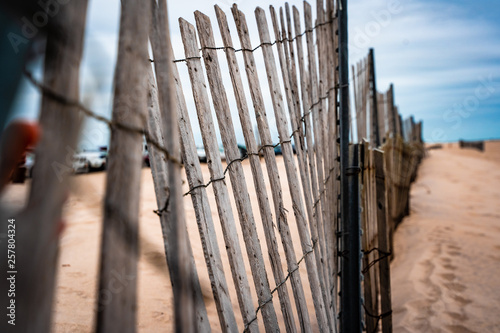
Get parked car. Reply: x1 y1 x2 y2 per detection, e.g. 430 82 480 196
237 144 247 158
23 152 35 178
197 146 207 163
196 146 226 162
274 144 282 155
72 154 89 173
143 143 150 167
79 150 107 171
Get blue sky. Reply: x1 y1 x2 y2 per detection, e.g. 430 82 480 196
10 0 500 147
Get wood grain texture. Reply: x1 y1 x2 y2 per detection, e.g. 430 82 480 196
214 6 299 332
149 1 202 331
255 7 331 332
96 0 150 332
179 17 261 333
193 11 281 333
374 149 393 333
231 5 313 332
4 2 89 332
145 65 211 332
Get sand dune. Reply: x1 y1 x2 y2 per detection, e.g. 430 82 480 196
391 141 500 332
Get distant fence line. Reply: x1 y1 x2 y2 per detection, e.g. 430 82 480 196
459 140 484 152
5 0 426 332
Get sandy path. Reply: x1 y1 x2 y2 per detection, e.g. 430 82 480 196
391 141 500 333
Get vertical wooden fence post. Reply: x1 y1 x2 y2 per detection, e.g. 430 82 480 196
148 1 199 330
368 48 380 148
96 0 150 332
374 149 393 333
7 2 89 332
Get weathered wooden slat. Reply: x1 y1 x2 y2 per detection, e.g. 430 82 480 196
304 4 329 256
213 6 300 332
362 58 369 141
149 1 202 330
377 92 386 143
291 7 322 292
193 11 282 333
374 149 393 333
277 4 333 328
361 143 376 333
95 1 150 332
368 149 380 326
387 84 397 137
280 7 334 314
255 7 330 332
291 4 320 226
149 2 211 330
9 2 88 332
231 5 313 332
284 4 305 144
368 49 380 148
314 2 332 302
280 6 336 325
178 17 260 333
324 0 339 316
272 6 314 239
303 4 335 330
145 66 212 332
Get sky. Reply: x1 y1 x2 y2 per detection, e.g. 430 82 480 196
9 0 500 148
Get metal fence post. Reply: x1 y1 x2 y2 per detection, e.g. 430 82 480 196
339 0 362 331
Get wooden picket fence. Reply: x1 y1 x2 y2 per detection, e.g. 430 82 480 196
352 49 425 333
2 0 427 332
163 2 340 332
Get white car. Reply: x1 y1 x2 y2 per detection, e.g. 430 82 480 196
72 154 89 173
197 147 207 163
78 151 107 171
196 146 225 163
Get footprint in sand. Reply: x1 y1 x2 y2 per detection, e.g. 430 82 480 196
440 273 455 281
452 294 472 305
441 257 452 264
446 324 477 333
446 281 466 293
446 311 468 322
443 263 457 271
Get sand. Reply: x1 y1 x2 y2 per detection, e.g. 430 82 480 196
1 155 318 332
391 141 500 332
1 141 499 332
